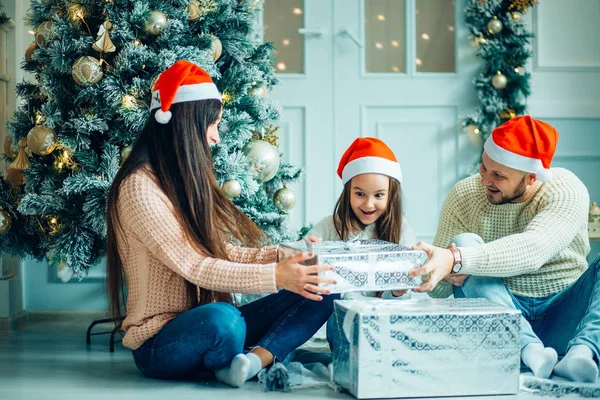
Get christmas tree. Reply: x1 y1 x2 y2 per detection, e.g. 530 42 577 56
0 0 302 279
462 0 537 159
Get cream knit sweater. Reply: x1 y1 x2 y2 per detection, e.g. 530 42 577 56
116 170 278 350
431 168 590 299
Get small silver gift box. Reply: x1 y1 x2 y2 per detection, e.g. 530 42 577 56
331 298 521 399
277 240 427 293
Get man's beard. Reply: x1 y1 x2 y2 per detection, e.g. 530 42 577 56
488 176 528 205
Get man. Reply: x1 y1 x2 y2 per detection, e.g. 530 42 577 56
410 115 599 383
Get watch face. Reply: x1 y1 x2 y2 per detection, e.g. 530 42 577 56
452 263 462 273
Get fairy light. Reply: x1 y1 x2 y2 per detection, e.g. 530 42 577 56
69 5 86 21
391 40 399 47
35 112 44 124
133 39 141 46
121 95 136 109
377 14 386 21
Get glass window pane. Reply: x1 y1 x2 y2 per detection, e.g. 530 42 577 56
365 0 406 73
264 0 304 74
416 0 455 73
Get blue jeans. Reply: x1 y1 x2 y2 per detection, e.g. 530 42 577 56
452 233 600 364
132 290 339 380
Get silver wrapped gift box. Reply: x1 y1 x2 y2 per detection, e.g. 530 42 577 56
331 298 521 399
277 239 427 293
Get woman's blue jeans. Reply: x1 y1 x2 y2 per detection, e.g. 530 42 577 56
132 290 339 380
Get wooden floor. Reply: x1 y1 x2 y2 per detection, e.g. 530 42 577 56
0 315 590 400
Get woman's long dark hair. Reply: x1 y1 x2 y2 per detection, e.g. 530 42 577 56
106 100 264 321
333 178 403 243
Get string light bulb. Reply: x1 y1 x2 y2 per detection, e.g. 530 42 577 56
69 5 86 21
121 95 136 109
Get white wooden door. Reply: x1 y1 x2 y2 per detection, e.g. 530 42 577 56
266 0 479 239
333 0 478 243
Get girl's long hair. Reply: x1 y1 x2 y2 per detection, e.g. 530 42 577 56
106 100 264 321
333 178 403 243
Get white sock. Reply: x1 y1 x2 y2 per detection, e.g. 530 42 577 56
554 345 599 383
521 343 558 379
215 353 263 388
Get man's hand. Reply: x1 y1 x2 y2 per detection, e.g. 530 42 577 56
409 242 454 293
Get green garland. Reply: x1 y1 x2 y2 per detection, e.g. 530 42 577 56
0 4 9 27
463 0 537 159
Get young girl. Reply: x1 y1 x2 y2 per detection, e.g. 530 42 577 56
306 137 416 350
106 60 338 388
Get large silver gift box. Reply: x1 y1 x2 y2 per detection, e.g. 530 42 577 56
277 240 427 293
331 298 521 399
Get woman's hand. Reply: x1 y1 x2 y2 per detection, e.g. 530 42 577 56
275 252 337 301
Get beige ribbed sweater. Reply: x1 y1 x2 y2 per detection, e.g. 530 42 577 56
431 168 590 299
116 170 278 350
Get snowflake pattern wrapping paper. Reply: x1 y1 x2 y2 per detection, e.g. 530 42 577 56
277 240 428 293
331 298 521 399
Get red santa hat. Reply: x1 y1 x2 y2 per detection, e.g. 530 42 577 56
337 137 402 184
483 115 558 182
150 60 221 124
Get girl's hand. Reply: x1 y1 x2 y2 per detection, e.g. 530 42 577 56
275 252 337 301
305 236 322 243
391 290 407 297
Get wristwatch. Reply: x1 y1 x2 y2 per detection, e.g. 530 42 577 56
447 246 463 274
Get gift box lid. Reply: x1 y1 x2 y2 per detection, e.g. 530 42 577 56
335 298 522 316
281 239 427 259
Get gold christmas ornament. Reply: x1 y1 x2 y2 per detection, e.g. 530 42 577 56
508 0 538 12
27 125 56 156
35 21 54 46
209 35 222 61
512 12 521 20
120 145 132 162
487 17 503 35
0 209 12 235
251 125 280 147
4 168 24 188
72 56 104 86
4 137 19 158
93 20 116 53
11 139 31 170
188 0 202 19
25 43 37 62
273 186 296 212
491 71 508 89
242 140 280 183
465 124 483 148
145 11 168 36
499 108 517 120
189 0 217 19
222 179 242 198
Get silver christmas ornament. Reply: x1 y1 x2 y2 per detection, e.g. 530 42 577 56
222 179 242 198
491 72 508 89
0 209 12 234
145 11 168 36
487 17 503 34
242 140 280 183
273 186 296 212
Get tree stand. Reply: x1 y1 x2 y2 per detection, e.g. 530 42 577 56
86 316 125 352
